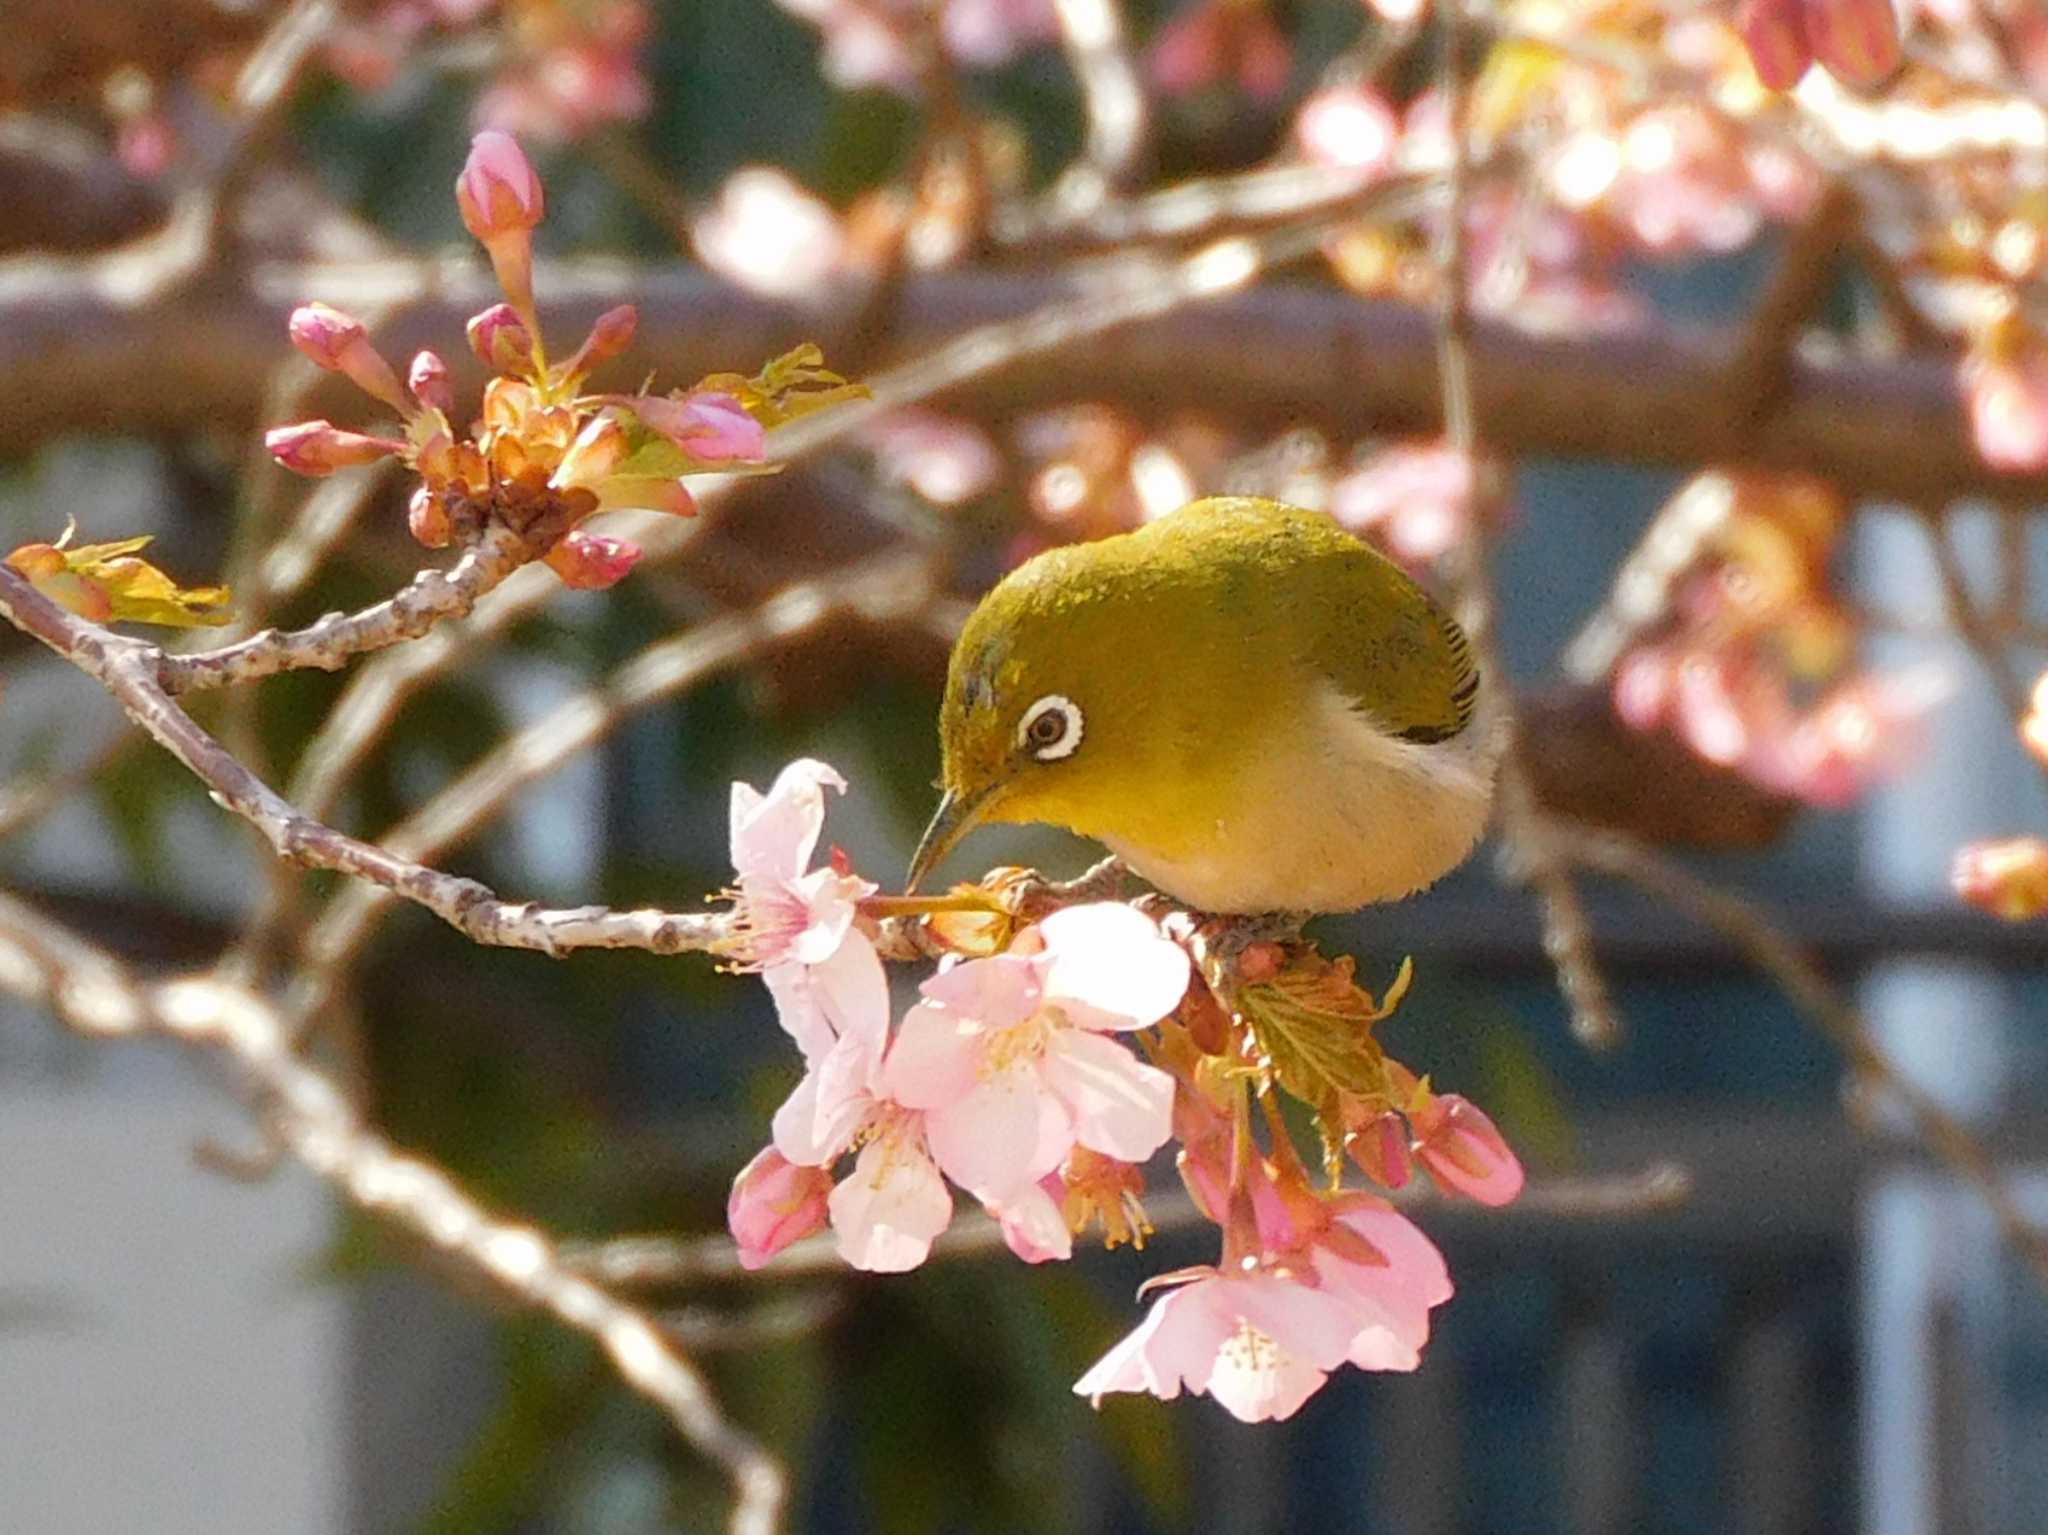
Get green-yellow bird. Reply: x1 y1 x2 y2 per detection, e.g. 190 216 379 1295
907 496 1503 914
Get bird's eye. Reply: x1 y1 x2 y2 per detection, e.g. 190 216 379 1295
1018 694 1083 762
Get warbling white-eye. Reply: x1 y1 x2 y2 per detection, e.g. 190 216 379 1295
907 496 1502 913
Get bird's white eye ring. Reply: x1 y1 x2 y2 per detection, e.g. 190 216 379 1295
1019 694 1083 762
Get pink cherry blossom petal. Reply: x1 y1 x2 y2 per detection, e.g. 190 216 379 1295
926 1061 1074 1196
989 1179 1073 1264
730 759 845 879
884 999 989 1109
762 932 888 1062
1036 903 1191 1029
770 1063 832 1165
1313 1201 1454 1370
1040 1029 1176 1164
785 865 862 966
917 951 1043 1028
830 1134 955 1272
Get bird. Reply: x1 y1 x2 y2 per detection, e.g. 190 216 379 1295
907 495 1504 914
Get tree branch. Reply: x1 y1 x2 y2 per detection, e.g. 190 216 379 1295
158 522 532 694
0 891 785 1534
0 561 742 958
0 258 2034 504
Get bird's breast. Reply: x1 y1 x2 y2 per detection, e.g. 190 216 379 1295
1103 681 1501 913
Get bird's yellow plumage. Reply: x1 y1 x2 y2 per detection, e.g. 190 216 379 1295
910 497 1503 912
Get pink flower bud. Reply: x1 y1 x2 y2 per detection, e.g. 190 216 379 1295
1410 1094 1523 1206
1953 837 2048 922
408 350 454 413
466 303 536 373
1737 0 1814 90
1804 0 1901 88
288 302 368 371
727 1146 830 1269
456 131 543 321
455 130 544 244
1346 1109 1414 1191
568 304 638 376
408 486 453 549
544 529 641 589
286 303 411 415
624 390 767 463
265 420 405 477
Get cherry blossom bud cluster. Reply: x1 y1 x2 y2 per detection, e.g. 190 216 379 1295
1607 473 1945 806
264 132 860 592
722 759 1525 1422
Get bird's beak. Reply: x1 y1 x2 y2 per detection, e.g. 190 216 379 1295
906 784 996 892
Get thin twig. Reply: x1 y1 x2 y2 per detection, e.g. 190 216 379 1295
1922 505 2035 729
1560 826 2048 1288
0 892 785 1533
1051 0 1148 192
565 1163 1695 1290
1429 0 1619 1049
293 548 943 995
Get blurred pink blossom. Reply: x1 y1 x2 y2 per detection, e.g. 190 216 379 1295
1147 0 1292 102
1328 443 1479 570
778 0 1056 92
1962 332 2048 473
860 410 1004 505
1295 84 1399 174
693 168 853 299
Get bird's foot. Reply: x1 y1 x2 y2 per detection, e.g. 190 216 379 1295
1004 855 1130 920
1156 908 1310 993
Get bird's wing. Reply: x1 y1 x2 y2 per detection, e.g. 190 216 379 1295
1317 541 1481 747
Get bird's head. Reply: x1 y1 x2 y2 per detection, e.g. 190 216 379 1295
908 542 1162 890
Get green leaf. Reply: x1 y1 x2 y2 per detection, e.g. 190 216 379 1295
1237 949 1408 1105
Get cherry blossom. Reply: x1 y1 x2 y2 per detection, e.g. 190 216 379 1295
1073 1270 1369 1422
1328 443 1481 571
776 0 1057 93
727 759 882 1057
884 903 1188 1202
